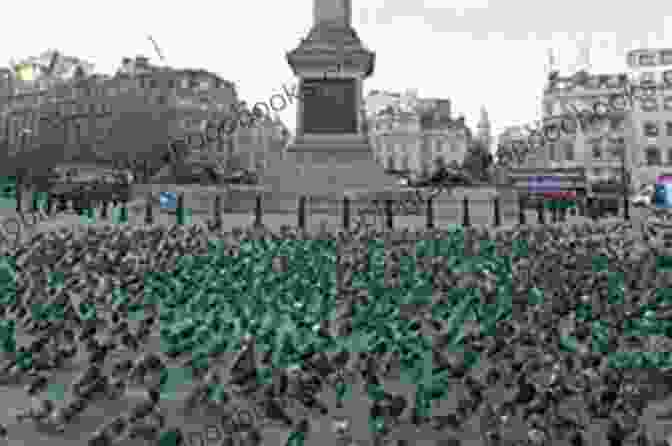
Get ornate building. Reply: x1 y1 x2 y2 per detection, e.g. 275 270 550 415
366 92 469 177
541 70 632 182
626 48 672 185
0 54 288 172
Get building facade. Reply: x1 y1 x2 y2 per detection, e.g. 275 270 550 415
626 48 672 185
541 70 631 182
366 92 469 177
0 54 288 173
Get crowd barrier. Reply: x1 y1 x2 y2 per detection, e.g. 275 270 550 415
9 185 633 236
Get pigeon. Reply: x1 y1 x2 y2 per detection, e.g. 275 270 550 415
87 342 113 366
66 396 89 415
50 344 76 368
24 372 50 396
127 389 161 423
78 324 98 343
293 389 329 416
105 376 127 401
301 351 333 382
129 353 165 385
228 335 259 391
257 397 293 427
88 428 113 446
183 381 210 413
15 398 54 424
48 405 79 433
264 368 289 399
158 428 186 446
73 372 107 400
120 331 140 352
119 421 159 443
136 316 156 341
386 394 408 419
238 427 263 446
111 358 133 379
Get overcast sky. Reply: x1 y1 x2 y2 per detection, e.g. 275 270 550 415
3 0 672 143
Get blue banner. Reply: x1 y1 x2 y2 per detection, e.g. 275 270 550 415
654 183 672 208
160 192 177 211
527 176 561 193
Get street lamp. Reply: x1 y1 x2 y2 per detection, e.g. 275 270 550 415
621 140 630 220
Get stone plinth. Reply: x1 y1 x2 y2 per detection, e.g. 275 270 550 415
261 0 400 196
262 145 399 199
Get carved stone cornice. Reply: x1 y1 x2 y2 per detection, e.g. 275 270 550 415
286 21 375 77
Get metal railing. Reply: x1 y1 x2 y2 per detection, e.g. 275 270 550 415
10 187 627 234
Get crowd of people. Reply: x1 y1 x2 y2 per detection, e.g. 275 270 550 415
0 217 671 445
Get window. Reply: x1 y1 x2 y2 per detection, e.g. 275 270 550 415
644 122 659 137
646 146 662 165
667 122 672 137
606 75 621 88
631 86 643 99
640 54 656 66
149 79 158 89
611 116 625 131
634 86 657 102
667 149 672 165
641 97 659 112
608 168 621 181
640 72 656 84
592 143 602 159
610 94 627 111
665 71 672 86
585 77 600 88
608 145 624 160
564 143 574 161
665 97 672 111
386 155 394 171
637 89 658 112
168 79 176 89
663 51 672 65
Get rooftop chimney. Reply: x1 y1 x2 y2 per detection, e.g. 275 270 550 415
135 56 149 67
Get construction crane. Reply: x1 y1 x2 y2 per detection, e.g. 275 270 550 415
147 36 165 62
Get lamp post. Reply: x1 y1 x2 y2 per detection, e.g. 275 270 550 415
621 140 630 220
